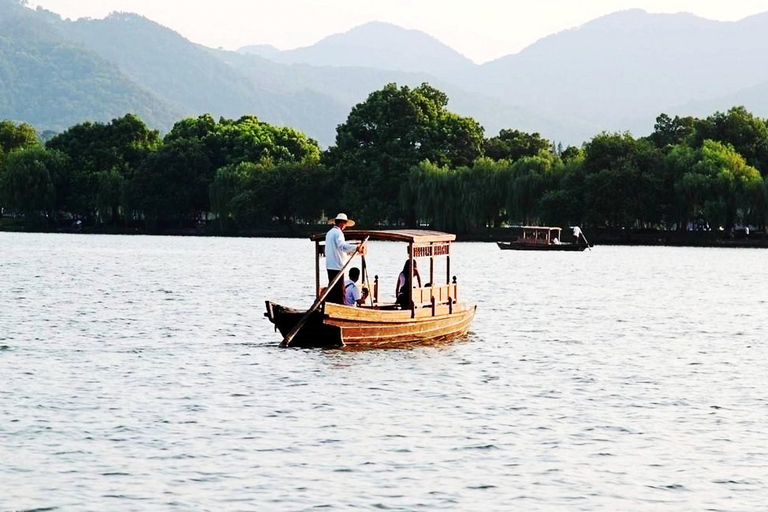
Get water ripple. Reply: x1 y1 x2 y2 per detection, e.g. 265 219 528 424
1 234 767 511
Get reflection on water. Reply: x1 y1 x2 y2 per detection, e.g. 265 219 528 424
1 233 767 511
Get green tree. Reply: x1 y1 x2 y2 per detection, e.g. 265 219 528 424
693 107 768 175
46 114 160 222
505 152 561 225
484 129 551 162
465 157 511 229
664 144 700 230
685 140 763 234
210 163 251 232
0 147 67 228
649 113 696 149
538 156 585 228
0 120 39 156
128 137 212 227
326 83 484 225
155 114 322 229
581 132 665 228
165 114 321 169
405 161 458 231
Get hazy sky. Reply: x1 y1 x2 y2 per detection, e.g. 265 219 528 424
27 0 768 63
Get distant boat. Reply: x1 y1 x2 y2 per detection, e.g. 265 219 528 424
265 229 476 348
497 226 589 251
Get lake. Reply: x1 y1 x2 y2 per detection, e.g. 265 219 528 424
1 232 766 511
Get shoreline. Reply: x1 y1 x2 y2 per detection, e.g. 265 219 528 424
2 224 766 248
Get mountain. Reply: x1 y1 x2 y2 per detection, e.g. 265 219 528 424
0 0 180 132
3 1 768 147
462 9 768 130
667 80 768 120
43 10 571 145
217 49 592 144
238 44 280 58
257 22 477 76
58 13 295 119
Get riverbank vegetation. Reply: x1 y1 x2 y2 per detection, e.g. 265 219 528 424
1 83 767 241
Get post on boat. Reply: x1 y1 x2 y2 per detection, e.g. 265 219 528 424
315 240 321 297
446 248 451 291
408 241 415 318
429 243 435 291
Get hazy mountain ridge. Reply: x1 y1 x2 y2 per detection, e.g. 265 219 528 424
240 9 768 137
2 0 768 147
467 10 768 126
0 0 180 131
261 22 476 76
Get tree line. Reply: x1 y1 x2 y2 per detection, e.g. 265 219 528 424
1 82 767 236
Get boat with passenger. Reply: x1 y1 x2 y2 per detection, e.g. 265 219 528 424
265 229 476 348
496 226 588 251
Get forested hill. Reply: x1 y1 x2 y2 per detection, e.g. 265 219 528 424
0 0 593 145
0 0 180 133
2 0 768 146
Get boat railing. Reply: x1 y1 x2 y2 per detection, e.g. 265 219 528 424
413 283 458 309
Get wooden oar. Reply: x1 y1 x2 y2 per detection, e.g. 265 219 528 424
281 236 369 348
581 232 592 251
361 254 373 307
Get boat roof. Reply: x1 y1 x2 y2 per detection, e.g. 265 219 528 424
311 229 456 244
520 226 562 232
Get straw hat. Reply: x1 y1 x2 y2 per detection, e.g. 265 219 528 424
328 212 355 227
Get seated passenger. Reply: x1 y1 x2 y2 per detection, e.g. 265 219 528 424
344 267 368 306
395 259 422 307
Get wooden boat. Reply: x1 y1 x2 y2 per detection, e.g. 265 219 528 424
265 229 476 348
497 226 588 251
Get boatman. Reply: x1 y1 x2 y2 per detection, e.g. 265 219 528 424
572 225 583 245
326 213 365 304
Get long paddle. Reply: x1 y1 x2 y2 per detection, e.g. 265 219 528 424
580 232 592 251
361 254 373 307
281 236 369 348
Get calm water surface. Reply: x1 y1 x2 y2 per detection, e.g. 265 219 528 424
1 232 766 511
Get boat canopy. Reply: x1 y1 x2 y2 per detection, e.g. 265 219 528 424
520 226 561 233
310 229 456 244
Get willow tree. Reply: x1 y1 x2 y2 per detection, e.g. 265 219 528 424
464 158 511 229
0 147 67 228
683 140 763 234
402 158 509 233
405 161 455 231
665 144 700 230
505 151 561 226
326 83 484 226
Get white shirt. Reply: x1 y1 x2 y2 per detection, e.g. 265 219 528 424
344 281 362 306
572 226 582 237
325 226 357 270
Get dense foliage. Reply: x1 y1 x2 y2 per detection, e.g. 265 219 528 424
1 83 768 238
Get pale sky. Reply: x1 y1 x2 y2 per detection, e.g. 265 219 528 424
27 0 768 63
